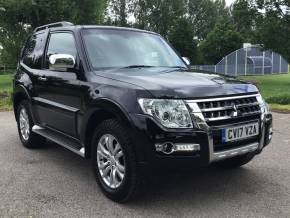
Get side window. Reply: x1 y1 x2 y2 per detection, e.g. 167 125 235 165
22 32 45 69
45 32 77 69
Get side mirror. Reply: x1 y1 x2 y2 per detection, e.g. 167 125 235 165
182 57 191 66
49 54 75 71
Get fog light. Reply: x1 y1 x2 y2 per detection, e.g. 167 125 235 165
175 143 200 152
155 142 200 154
155 142 175 154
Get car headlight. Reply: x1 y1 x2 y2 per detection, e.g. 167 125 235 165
256 94 264 105
138 99 193 128
257 94 270 113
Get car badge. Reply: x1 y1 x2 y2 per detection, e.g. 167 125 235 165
232 103 238 117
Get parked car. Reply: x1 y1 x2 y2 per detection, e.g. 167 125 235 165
13 22 273 202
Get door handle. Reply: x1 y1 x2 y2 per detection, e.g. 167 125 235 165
38 76 47 82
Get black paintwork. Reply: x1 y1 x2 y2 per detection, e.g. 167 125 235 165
92 68 258 99
13 25 270 167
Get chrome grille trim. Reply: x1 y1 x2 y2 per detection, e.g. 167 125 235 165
185 94 261 123
200 102 259 112
186 94 259 103
205 111 261 122
210 142 259 162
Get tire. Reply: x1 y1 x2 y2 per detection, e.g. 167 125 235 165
16 100 46 148
215 153 256 169
91 119 142 203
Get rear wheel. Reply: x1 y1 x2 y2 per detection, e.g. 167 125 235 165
215 153 255 168
91 119 141 203
16 100 45 148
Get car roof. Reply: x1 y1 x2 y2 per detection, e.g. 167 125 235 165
81 25 158 35
35 24 159 36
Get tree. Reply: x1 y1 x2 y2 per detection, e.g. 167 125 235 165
187 0 230 41
231 0 290 62
168 18 198 64
0 0 107 66
214 0 230 19
131 0 199 61
200 19 244 64
232 0 259 42
255 0 290 62
106 0 132 26
74 0 107 24
0 0 34 66
133 0 186 38
131 0 231 63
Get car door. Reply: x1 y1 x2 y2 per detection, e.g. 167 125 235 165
33 31 82 138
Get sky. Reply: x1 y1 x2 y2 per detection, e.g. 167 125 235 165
225 0 236 6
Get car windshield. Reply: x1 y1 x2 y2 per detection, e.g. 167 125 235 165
82 28 186 70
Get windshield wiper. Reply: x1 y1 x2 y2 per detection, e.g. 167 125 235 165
121 65 188 70
122 65 154 69
168 66 188 69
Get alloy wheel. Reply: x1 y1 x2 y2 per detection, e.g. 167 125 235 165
19 108 30 141
96 134 126 189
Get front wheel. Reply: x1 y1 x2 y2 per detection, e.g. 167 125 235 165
91 119 142 203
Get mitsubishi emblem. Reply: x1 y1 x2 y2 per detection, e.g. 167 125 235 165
232 103 238 117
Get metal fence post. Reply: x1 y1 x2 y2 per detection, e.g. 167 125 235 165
262 51 265 75
271 52 274 74
245 48 248 76
225 56 228 75
279 56 282 73
235 50 238 76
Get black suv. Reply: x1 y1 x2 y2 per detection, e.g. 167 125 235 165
13 22 273 202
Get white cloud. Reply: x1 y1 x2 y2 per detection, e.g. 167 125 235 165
225 0 236 6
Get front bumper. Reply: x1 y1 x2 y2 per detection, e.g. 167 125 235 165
209 112 272 162
129 112 273 168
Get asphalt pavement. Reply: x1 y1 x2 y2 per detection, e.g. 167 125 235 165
0 111 290 218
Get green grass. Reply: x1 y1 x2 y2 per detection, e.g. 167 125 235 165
0 74 13 111
268 104 290 113
241 73 290 112
0 74 13 92
1 73 290 112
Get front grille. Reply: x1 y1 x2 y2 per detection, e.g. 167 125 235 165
186 94 262 152
206 114 261 127
196 95 261 124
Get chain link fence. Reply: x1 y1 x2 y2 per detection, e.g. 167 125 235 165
192 46 289 76
0 65 15 74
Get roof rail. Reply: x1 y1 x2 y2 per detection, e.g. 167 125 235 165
34 21 74 32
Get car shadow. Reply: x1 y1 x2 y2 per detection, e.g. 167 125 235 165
38 140 266 209
128 166 261 206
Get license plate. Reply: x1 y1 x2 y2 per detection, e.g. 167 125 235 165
222 122 259 143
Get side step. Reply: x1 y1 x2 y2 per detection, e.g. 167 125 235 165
32 125 85 157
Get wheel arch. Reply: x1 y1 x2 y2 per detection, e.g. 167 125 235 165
81 98 133 158
13 85 32 120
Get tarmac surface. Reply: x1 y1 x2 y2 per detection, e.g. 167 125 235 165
0 111 290 217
